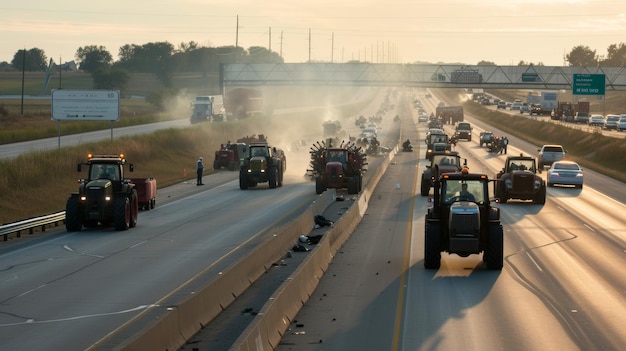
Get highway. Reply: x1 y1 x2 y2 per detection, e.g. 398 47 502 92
0 88 399 350
1 88 624 351
275 90 626 351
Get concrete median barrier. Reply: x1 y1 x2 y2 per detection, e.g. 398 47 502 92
229 145 398 351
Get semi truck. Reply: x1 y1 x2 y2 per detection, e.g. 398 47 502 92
435 106 464 125
552 101 590 122
190 95 225 123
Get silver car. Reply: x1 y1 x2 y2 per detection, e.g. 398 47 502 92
604 114 620 130
617 116 626 131
547 161 583 189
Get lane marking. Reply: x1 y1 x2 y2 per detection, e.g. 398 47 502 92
392 144 420 351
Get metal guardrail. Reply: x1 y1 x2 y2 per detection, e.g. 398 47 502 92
0 212 65 241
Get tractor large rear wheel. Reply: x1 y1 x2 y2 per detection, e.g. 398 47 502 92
484 223 504 270
347 177 359 194
268 167 278 189
65 197 82 232
424 220 441 269
239 169 249 190
420 177 430 196
315 177 325 194
113 196 130 231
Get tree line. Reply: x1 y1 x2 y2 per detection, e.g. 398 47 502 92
0 41 283 93
1 41 624 94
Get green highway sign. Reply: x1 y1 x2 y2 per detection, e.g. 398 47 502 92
572 74 605 95
522 73 540 82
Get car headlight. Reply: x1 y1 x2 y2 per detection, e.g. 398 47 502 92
534 179 541 190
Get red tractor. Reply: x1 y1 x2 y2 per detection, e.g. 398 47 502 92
213 142 246 171
308 139 367 194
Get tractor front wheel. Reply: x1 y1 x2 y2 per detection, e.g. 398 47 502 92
113 196 130 231
65 197 82 231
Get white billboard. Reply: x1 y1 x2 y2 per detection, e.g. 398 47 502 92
51 89 120 121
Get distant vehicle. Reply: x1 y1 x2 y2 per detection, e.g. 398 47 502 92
538 144 566 169
529 103 543 115
604 114 620 130
519 103 530 114
573 111 590 124
454 122 473 141
588 115 605 127
495 154 546 204
617 116 626 132
190 95 225 123
420 151 462 196
539 91 558 115
479 131 494 147
547 161 583 189
436 105 464 124
511 102 522 111
418 114 429 123
497 101 507 109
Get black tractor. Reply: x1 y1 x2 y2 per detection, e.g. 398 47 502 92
424 168 503 270
65 154 139 231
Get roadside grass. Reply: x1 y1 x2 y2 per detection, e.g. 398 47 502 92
436 88 626 183
0 121 252 224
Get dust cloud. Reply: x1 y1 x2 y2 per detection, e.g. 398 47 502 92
258 86 380 183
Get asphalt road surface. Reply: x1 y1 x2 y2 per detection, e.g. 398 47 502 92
276 89 626 351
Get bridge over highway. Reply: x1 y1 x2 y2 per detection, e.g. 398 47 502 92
221 63 626 91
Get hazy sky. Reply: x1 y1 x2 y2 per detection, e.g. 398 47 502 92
2 0 625 66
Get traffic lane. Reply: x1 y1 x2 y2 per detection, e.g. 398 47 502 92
448 115 626 204
439 123 626 349
276 94 422 350
400 149 620 350
0 178 316 351
0 119 190 159
500 200 626 351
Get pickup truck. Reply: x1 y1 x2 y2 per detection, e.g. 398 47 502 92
538 145 566 169
454 122 472 141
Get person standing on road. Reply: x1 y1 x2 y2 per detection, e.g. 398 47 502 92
196 156 204 186
502 137 509 154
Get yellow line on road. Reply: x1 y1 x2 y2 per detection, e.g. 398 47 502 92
392 159 421 350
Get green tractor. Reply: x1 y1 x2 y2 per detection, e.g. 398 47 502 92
65 154 139 231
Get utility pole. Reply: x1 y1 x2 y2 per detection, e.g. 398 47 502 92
268 27 272 62
235 15 239 63
331 32 334 63
20 48 25 115
59 55 62 88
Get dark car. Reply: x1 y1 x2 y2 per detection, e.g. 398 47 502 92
529 104 543 115
479 131 494 147
573 112 590 124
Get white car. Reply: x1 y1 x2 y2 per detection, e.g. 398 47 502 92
547 161 583 189
588 114 605 127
